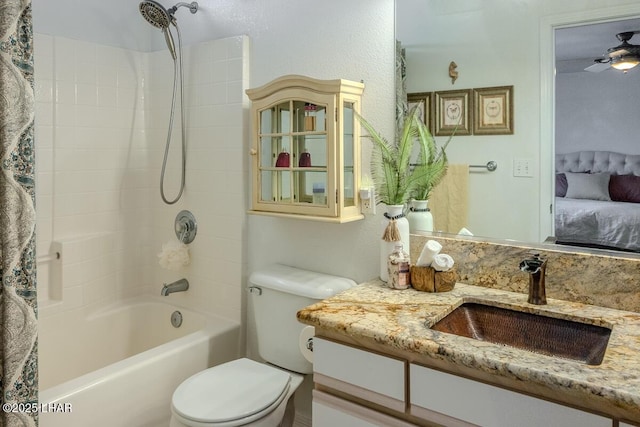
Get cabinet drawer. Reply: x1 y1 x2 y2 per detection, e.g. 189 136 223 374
410 364 612 427
314 338 405 408
313 390 417 427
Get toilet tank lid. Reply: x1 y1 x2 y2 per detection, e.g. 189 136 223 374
249 264 356 299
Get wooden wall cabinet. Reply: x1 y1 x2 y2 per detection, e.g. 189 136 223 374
246 75 364 222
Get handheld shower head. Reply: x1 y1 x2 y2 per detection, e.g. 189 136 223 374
139 0 198 205
139 0 172 29
139 0 179 59
139 0 198 60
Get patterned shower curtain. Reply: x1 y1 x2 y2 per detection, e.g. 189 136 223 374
0 0 38 426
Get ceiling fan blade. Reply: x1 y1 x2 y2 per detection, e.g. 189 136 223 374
584 62 610 72
608 47 630 57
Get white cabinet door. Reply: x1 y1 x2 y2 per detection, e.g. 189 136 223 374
313 337 405 411
313 390 416 427
410 364 612 427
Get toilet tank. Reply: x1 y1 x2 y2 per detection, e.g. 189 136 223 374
249 264 356 374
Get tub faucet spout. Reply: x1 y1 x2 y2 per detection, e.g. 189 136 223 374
519 253 547 305
161 278 189 296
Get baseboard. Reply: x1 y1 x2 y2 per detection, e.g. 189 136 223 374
294 411 312 427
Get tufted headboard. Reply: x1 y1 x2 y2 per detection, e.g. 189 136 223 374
556 151 640 176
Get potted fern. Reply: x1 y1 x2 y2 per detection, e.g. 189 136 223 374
358 105 450 206
357 105 451 281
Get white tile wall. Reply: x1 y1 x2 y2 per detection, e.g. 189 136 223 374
36 35 249 323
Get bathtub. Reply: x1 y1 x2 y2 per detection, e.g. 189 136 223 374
39 298 241 427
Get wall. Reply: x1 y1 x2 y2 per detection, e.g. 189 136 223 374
34 35 249 327
246 0 395 282
146 36 250 322
34 34 149 311
556 70 640 154
396 0 640 243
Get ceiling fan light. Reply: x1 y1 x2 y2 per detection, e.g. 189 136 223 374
610 54 640 70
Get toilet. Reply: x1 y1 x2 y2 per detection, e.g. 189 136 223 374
169 264 356 427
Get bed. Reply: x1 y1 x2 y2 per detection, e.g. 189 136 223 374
555 151 640 252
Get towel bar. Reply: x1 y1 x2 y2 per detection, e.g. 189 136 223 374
410 161 497 172
469 161 497 172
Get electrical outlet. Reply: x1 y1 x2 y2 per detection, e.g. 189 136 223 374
360 187 376 215
362 197 372 211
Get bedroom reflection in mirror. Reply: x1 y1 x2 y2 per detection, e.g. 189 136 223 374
554 151 640 252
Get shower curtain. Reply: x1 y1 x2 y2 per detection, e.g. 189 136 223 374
0 0 38 426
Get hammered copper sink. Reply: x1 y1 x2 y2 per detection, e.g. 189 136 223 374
432 303 611 365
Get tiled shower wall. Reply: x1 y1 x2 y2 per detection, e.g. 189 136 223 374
34 34 249 323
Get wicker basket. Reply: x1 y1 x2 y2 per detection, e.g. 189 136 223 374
410 265 457 292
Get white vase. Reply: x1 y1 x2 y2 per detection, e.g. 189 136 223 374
379 204 410 282
407 200 434 233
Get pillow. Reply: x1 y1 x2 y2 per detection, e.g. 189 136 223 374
555 173 567 197
565 172 611 201
609 174 640 203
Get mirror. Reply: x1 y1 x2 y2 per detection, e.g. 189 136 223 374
554 18 640 254
396 0 640 254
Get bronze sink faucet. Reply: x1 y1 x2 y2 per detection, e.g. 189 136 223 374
519 253 547 305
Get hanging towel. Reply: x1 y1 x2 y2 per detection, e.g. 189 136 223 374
429 164 469 233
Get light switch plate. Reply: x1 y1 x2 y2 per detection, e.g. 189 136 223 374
513 158 533 177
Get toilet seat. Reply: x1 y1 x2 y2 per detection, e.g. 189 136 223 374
171 358 292 426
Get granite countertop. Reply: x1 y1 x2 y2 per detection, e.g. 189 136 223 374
297 280 640 421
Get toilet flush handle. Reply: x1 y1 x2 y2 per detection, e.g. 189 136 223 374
248 286 262 296
306 337 313 352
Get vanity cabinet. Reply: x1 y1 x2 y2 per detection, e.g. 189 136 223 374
312 337 615 427
312 337 415 426
410 363 611 427
245 75 364 222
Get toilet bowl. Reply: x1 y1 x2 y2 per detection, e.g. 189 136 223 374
169 264 355 427
169 358 303 427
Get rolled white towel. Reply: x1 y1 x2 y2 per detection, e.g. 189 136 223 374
431 253 454 272
416 240 442 267
158 239 190 271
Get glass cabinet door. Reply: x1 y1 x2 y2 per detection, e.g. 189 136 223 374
257 99 330 208
342 101 356 208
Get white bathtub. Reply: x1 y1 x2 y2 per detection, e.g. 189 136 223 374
39 298 241 427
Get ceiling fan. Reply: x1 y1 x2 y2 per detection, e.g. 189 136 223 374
585 31 640 73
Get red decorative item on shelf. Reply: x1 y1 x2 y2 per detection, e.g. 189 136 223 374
299 151 312 167
275 151 290 167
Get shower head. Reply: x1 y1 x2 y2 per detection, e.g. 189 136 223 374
139 0 173 29
139 1 198 60
139 0 198 28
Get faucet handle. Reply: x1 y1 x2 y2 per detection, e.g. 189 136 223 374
524 251 547 265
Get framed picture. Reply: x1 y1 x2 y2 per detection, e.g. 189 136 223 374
434 89 472 136
407 92 432 131
473 86 514 135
